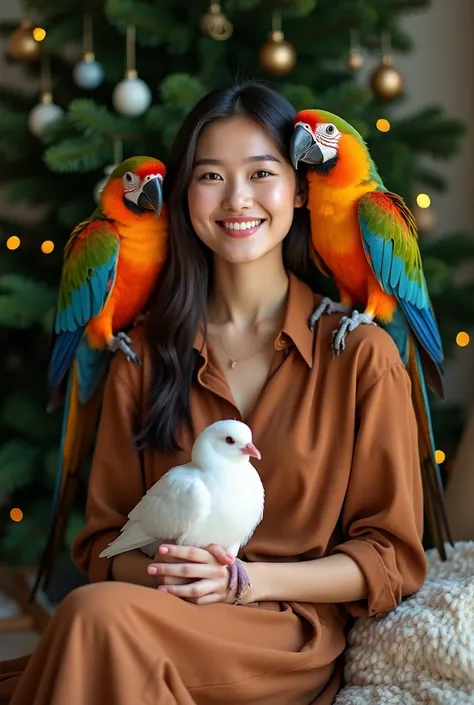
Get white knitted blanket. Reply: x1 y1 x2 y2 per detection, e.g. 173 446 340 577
335 541 474 704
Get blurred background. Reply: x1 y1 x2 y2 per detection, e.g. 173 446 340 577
0 0 473 652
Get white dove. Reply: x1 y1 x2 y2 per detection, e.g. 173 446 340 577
99 419 265 561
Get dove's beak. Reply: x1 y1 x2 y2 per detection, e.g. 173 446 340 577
241 442 261 460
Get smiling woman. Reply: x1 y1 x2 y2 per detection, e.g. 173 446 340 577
0 81 427 705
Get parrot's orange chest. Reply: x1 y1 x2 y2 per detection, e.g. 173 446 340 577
86 216 167 347
307 178 374 300
111 219 167 331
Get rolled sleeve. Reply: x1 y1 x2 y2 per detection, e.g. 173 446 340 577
331 363 427 617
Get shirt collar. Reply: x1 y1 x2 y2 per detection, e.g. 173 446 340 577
193 272 317 369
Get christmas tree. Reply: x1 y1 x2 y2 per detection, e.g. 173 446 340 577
1 0 473 568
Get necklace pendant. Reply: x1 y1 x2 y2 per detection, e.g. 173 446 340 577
230 359 237 369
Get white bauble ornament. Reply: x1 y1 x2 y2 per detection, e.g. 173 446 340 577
94 164 118 204
112 71 151 117
73 52 104 89
28 94 64 137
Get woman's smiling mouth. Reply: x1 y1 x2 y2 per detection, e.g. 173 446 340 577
216 218 266 237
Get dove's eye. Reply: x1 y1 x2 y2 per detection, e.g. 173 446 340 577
225 436 235 445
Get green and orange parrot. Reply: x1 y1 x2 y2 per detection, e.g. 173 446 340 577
34 156 168 592
290 109 451 559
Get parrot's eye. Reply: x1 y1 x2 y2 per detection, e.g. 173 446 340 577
125 172 133 182
325 124 336 135
225 436 235 445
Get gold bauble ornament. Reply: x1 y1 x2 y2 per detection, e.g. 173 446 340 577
259 30 296 77
200 1 233 41
346 48 364 71
413 205 437 234
8 19 42 62
370 56 403 100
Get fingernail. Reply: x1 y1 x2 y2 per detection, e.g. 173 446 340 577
157 586 168 592
159 546 169 554
226 553 235 561
147 566 157 574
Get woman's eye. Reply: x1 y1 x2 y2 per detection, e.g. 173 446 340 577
200 172 222 181
252 170 272 179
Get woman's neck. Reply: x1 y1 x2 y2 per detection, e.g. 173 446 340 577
207 254 289 328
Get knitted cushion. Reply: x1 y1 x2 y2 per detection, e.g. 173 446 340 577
335 541 474 704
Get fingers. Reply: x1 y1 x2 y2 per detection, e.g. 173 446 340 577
158 579 223 603
147 562 228 581
157 544 234 565
205 543 236 566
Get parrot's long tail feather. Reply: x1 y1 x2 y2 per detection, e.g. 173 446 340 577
31 362 103 598
407 335 453 560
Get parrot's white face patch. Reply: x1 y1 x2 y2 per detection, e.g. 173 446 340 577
123 172 163 206
314 123 341 162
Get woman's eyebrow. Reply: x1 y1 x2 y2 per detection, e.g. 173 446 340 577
193 154 281 168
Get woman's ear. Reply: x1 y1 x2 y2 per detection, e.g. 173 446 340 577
294 175 307 209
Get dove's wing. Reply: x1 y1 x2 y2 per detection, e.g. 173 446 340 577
137 467 212 540
99 466 212 559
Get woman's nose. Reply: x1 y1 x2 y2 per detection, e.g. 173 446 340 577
222 180 253 211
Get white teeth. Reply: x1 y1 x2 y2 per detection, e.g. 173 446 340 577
222 220 262 230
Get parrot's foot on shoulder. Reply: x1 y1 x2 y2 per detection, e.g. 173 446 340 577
308 297 351 332
332 311 376 356
109 331 142 366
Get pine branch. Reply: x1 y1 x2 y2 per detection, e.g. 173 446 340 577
44 137 112 173
0 440 41 491
105 0 175 45
390 107 467 159
1 391 59 441
421 233 474 267
68 99 141 140
0 274 57 328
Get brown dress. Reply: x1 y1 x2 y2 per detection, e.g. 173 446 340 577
0 274 427 704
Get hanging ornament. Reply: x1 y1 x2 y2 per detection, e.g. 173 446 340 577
346 29 364 71
94 141 123 204
370 32 403 101
200 1 233 41
258 10 296 77
8 19 42 62
73 14 104 90
112 26 151 117
28 54 64 137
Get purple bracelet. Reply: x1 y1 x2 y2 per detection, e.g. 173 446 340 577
227 558 251 605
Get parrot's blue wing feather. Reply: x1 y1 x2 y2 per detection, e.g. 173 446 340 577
75 337 111 405
358 191 444 398
48 220 119 392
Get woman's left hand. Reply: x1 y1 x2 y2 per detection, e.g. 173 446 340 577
146 543 238 605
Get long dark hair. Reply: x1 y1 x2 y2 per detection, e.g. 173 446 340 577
136 80 320 452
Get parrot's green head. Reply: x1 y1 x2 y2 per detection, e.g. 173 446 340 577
100 156 166 218
290 109 376 188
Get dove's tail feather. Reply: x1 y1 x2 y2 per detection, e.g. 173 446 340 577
99 522 155 559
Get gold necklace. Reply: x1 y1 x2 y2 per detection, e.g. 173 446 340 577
219 335 272 369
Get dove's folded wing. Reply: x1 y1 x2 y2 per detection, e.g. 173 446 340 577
134 468 212 542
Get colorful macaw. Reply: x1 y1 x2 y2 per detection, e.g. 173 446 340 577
290 109 451 559
34 156 168 592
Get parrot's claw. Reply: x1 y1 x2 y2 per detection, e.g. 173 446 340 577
332 311 376 356
308 297 351 332
109 331 142 366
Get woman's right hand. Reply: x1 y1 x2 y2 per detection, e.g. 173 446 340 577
152 542 193 587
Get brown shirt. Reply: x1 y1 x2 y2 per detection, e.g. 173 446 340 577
72 273 427 633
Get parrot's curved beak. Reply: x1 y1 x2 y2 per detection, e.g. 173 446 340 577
138 176 163 216
241 442 261 461
290 125 323 169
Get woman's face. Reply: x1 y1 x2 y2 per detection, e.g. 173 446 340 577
187 115 304 265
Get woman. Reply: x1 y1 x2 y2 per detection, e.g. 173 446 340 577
0 81 427 704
